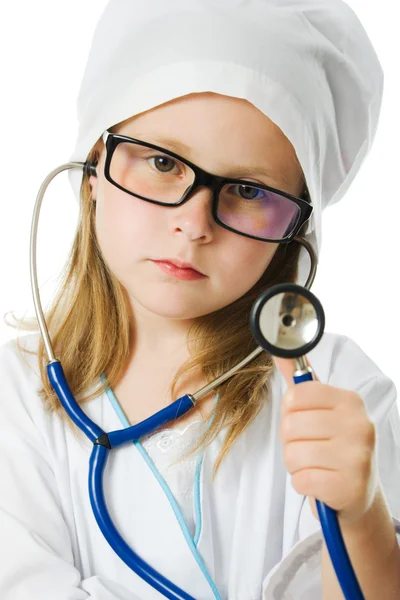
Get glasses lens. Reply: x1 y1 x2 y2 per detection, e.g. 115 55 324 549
217 183 301 240
109 141 195 203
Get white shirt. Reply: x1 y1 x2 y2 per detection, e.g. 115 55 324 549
141 419 207 538
0 331 399 599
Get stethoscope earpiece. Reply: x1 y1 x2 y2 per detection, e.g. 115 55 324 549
83 161 98 178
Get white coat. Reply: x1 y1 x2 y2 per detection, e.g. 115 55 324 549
0 331 399 599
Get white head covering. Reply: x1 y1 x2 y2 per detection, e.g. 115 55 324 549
68 0 383 286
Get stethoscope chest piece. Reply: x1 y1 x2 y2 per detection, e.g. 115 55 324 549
250 282 325 359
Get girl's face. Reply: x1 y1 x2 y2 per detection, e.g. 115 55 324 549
90 92 304 324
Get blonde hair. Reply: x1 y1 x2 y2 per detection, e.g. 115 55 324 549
5 133 306 477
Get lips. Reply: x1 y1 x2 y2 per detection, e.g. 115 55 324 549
151 258 207 281
154 258 204 275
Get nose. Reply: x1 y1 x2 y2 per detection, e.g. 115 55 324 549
169 186 215 242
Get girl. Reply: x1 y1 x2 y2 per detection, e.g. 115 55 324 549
1 1 400 598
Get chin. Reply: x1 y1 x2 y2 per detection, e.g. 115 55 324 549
129 293 215 321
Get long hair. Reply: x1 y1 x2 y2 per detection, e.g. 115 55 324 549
5 133 306 477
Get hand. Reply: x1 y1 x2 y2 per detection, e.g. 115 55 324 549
274 355 379 525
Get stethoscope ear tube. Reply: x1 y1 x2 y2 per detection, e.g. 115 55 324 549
47 361 104 442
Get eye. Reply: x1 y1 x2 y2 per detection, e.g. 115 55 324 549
148 155 179 173
232 184 266 200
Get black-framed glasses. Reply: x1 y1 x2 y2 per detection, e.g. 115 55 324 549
95 130 313 243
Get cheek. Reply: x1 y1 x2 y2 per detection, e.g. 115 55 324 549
218 237 278 292
95 186 160 266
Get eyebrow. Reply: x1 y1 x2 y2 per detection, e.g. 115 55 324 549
130 133 285 183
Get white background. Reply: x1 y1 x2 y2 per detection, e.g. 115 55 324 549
0 1 398 402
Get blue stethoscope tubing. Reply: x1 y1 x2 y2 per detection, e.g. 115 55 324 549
294 369 364 599
48 358 365 600
48 360 199 600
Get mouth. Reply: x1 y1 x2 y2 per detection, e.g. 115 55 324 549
151 259 207 280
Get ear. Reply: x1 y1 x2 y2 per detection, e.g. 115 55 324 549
89 173 98 201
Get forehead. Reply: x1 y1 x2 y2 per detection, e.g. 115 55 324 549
116 92 289 147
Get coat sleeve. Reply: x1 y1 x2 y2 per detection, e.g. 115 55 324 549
262 334 400 599
0 340 140 600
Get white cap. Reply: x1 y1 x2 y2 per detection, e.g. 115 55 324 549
68 0 384 285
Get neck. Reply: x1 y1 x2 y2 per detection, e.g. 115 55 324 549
127 296 198 359
110 302 214 424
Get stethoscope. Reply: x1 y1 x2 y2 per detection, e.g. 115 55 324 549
30 162 365 600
